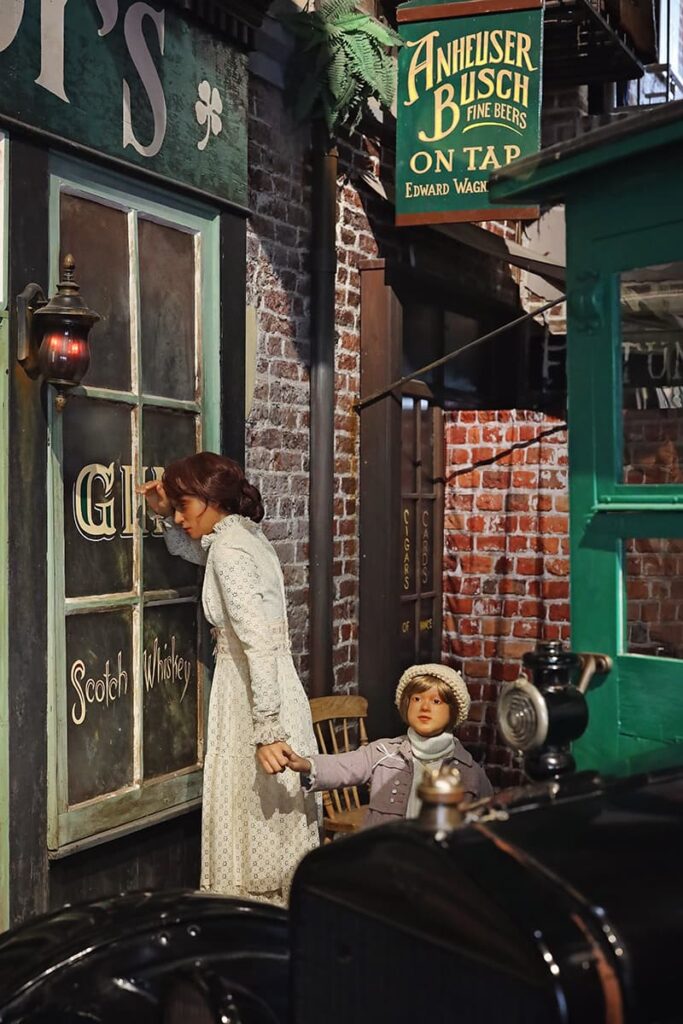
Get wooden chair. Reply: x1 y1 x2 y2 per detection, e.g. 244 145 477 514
309 695 369 841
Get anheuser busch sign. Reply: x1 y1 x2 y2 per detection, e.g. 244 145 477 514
395 0 543 225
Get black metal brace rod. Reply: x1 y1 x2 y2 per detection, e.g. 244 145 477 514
354 293 567 412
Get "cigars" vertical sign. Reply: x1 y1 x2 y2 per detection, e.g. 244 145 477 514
395 0 543 225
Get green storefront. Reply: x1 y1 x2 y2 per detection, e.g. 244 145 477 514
0 0 270 929
491 101 683 775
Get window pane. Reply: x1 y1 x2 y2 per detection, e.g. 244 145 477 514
621 261 683 483
60 193 131 392
63 397 133 598
66 608 134 805
420 401 434 495
401 398 415 492
143 602 200 779
142 408 199 591
139 218 196 400
624 538 683 658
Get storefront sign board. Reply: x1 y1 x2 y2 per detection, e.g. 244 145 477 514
0 0 247 207
396 0 543 225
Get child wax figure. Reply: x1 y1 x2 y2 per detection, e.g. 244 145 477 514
270 663 493 828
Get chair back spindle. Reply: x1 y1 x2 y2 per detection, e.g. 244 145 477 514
308 695 369 841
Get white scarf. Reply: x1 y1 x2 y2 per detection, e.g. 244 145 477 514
407 727 455 762
406 728 456 818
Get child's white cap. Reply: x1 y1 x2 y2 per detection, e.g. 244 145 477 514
395 663 471 727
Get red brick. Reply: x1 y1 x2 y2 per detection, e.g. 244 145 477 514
447 426 467 444
476 494 504 511
500 579 525 595
512 470 537 489
506 494 530 512
541 580 570 599
548 602 570 621
481 617 510 636
497 638 535 659
482 470 511 489
513 620 542 639
476 535 506 551
517 557 544 575
449 638 483 657
460 553 495 574
464 660 491 678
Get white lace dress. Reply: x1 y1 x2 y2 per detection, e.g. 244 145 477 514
164 514 319 906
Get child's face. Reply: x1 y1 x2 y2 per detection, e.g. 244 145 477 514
406 685 452 737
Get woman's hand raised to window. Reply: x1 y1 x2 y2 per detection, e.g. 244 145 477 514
136 480 172 518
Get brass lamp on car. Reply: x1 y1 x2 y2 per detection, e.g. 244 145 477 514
17 254 100 387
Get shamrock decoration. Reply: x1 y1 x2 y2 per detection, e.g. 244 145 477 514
195 80 223 151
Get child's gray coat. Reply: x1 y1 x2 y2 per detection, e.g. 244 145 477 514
304 735 493 828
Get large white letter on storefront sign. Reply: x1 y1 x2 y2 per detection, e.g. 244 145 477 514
123 3 167 158
74 463 117 540
34 0 69 102
0 0 70 102
0 0 24 54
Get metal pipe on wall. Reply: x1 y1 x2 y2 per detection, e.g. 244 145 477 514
308 124 337 698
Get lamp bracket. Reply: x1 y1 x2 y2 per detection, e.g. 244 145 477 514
17 282 47 379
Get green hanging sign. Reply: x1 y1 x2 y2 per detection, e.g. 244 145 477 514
395 0 543 225
0 0 247 208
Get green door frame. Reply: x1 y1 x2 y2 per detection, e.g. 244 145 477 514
46 155 221 855
489 103 683 775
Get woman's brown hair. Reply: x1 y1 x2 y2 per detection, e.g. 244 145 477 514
163 452 264 523
398 675 460 729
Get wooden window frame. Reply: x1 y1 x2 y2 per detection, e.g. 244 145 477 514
46 156 221 856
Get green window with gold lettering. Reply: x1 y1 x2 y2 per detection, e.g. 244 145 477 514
47 156 220 853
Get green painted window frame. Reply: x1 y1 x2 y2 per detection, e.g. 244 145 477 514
569 206 683 773
46 156 220 856
0 129 9 928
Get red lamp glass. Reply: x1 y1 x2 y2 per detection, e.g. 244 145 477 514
38 327 92 386
17 254 100 388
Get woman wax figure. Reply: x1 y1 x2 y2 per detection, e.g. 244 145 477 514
139 452 319 906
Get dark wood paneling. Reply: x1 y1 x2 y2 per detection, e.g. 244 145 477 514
7 138 50 924
359 264 404 740
49 811 201 910
220 211 246 463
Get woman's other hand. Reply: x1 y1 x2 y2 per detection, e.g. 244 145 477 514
137 479 172 518
257 741 298 774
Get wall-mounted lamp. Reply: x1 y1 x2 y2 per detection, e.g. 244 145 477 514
17 254 100 388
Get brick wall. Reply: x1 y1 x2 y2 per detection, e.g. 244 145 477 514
245 77 313 682
442 410 571 788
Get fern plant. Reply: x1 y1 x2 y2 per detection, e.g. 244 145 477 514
281 0 402 138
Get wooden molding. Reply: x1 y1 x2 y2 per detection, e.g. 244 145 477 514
398 0 543 22
396 205 539 225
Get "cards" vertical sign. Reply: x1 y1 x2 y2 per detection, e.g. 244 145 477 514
396 0 543 225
